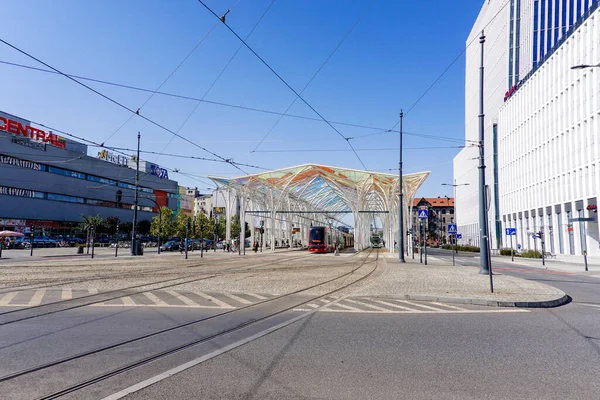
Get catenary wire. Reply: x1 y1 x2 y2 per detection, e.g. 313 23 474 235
0 59 477 145
154 0 274 164
0 37 246 173
251 0 377 153
387 0 511 131
196 0 369 170
100 0 242 146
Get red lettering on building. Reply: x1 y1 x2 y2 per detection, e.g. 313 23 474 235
7 119 19 134
0 117 66 149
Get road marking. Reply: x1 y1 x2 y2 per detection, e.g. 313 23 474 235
194 292 235 308
368 299 416 311
577 303 600 309
121 296 136 306
393 299 447 311
306 303 320 308
165 290 199 306
0 292 18 306
88 288 99 294
144 292 168 307
244 293 268 300
222 292 252 305
327 301 362 312
28 289 46 306
345 298 390 312
430 302 467 311
61 288 72 300
292 308 529 314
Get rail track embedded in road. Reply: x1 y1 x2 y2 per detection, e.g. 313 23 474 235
0 250 379 399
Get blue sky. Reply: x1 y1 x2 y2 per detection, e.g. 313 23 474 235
0 0 481 198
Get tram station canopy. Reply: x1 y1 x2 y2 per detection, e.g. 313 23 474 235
209 164 429 251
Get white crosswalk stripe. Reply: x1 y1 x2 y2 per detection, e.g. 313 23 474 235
293 297 530 314
0 289 530 314
61 288 72 300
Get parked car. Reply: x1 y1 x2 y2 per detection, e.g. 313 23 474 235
68 237 86 246
96 237 111 244
13 237 31 249
160 241 180 252
33 236 57 248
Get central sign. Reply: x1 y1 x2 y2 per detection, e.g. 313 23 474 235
0 115 66 149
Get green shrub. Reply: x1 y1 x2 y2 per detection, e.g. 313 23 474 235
441 244 453 250
500 248 513 256
519 250 542 258
456 245 480 252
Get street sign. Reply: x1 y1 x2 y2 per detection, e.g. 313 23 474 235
456 234 462 239
447 224 457 234
417 209 428 219
505 227 516 236
418 205 428 211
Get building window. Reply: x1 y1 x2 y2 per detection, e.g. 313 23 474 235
86 199 117 207
87 175 116 186
48 166 85 180
47 193 85 203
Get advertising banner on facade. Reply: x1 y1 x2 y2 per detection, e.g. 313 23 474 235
0 111 66 149
97 149 129 166
149 163 169 179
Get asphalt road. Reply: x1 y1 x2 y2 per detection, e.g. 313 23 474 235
2 251 600 399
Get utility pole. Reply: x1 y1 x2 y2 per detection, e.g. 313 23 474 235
131 132 141 256
115 221 119 257
478 31 491 279
398 110 405 262
185 218 189 260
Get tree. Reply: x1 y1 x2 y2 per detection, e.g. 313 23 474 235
150 207 176 239
193 213 214 239
120 221 133 236
103 216 119 235
79 214 103 233
174 211 193 238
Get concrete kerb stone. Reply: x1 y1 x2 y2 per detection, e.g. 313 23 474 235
372 293 570 308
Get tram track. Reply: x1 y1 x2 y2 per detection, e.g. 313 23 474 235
0 251 320 326
0 249 379 399
0 249 307 294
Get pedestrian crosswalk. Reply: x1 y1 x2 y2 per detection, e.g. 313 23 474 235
0 289 530 314
0 288 276 309
293 296 530 314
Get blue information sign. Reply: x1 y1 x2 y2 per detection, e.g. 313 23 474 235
447 224 457 234
505 228 517 236
417 209 428 219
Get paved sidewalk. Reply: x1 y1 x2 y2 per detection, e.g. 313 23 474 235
360 255 567 307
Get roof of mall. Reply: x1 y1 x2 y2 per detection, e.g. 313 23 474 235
209 164 429 215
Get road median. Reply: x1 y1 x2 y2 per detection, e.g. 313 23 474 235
357 257 569 308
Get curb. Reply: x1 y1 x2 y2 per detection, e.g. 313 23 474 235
377 293 571 308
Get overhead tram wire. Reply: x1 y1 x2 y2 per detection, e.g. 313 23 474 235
1 59 480 146
0 38 246 174
196 0 369 170
154 0 275 164
253 146 464 153
386 0 511 132
0 60 390 132
251 0 377 153
100 0 243 146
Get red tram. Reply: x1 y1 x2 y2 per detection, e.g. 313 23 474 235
308 226 354 253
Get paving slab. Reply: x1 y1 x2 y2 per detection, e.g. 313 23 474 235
356 256 568 308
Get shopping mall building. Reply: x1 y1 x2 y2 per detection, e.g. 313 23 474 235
454 0 599 256
0 110 179 234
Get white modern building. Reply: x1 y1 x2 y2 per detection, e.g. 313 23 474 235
499 5 600 256
193 194 213 217
454 0 599 255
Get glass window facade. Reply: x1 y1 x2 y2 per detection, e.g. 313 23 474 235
48 166 85 180
47 193 85 203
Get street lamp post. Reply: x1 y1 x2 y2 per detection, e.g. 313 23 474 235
398 110 405 262
442 181 470 266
